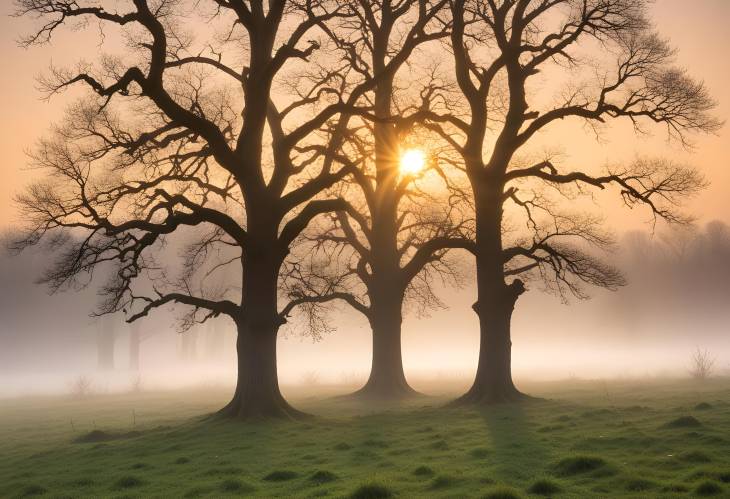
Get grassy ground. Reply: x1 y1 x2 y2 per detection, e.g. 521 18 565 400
1 378 729 498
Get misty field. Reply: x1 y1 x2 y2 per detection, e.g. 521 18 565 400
1 379 729 498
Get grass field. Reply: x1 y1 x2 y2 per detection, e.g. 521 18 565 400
1 378 729 498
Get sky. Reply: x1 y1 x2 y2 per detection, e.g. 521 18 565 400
1 0 728 230
0 1 729 396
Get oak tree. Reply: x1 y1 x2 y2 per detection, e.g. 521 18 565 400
14 0 383 419
430 0 719 403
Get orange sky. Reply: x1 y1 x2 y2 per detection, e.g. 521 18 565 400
1 0 728 231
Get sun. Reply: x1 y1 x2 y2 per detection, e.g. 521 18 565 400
399 148 426 176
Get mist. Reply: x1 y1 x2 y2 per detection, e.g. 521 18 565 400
3 221 728 400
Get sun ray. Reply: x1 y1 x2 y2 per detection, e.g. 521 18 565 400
399 148 426 176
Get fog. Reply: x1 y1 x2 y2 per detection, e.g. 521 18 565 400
2 221 728 399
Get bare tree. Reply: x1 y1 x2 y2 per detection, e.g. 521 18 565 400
284 0 478 399
425 0 720 403
690 347 716 381
69 375 94 398
12 0 385 419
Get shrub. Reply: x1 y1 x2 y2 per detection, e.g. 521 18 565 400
69 375 93 398
690 348 716 380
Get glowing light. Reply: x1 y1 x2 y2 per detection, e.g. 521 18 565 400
399 148 426 176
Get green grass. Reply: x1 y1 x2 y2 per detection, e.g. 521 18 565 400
0 378 729 497
552 455 610 476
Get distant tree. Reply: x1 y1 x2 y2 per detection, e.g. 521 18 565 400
691 222 730 308
613 221 730 338
12 0 383 419
426 0 720 403
96 314 118 370
128 320 158 371
1 230 106 374
204 317 230 361
178 327 196 361
129 322 141 371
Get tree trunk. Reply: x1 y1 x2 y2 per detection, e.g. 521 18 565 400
218 321 306 419
454 181 527 405
353 290 418 399
347 69 419 400
217 233 306 420
454 280 525 404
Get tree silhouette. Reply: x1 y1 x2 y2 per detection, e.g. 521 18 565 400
426 0 720 403
280 0 476 399
13 0 386 419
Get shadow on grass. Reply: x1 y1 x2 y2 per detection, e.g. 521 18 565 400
474 399 553 484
